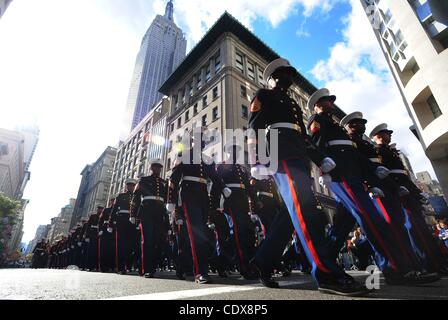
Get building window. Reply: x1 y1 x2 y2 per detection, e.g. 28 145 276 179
202 95 207 108
197 73 202 90
247 61 255 81
213 87 218 99
193 103 198 115
139 164 145 175
173 94 178 108
212 107 218 121
242 105 248 119
236 52 244 73
202 115 207 127
240 85 247 98
145 122 150 132
189 83 193 97
167 158 171 170
177 117 182 128
257 66 264 85
141 149 147 159
170 123 174 133
427 95 442 119
185 110 190 122
168 140 173 152
206 65 211 82
181 88 186 104
215 55 221 73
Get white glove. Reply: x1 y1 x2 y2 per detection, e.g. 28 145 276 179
71 245 75 249
250 165 272 180
318 174 332 189
223 187 232 198
176 219 184 226
166 203 176 213
107 227 113 233
320 157 336 173
208 223 216 230
168 230 172 236
375 166 390 180
250 214 260 223
368 187 385 198
98 231 103 236
85 238 90 243
77 242 82 247
399 186 410 196
129 217 136 224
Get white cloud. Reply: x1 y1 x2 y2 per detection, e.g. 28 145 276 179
162 0 339 49
311 0 436 179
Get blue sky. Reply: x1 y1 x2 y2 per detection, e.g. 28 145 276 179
251 1 351 83
0 0 436 244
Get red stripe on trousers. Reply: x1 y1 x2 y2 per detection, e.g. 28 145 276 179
140 223 145 274
341 179 398 272
182 203 200 277
404 208 441 270
376 198 415 266
282 160 330 273
228 208 246 270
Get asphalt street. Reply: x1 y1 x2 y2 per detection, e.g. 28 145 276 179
0 269 447 300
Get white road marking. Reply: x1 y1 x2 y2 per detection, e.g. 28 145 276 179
106 279 311 300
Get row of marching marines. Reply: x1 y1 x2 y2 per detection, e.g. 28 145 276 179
32 57 448 297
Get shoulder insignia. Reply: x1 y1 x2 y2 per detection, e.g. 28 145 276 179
250 96 262 112
309 121 320 134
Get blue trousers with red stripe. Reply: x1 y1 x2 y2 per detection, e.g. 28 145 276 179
225 191 256 275
402 196 448 272
372 195 422 271
182 202 210 277
270 159 347 284
330 178 414 275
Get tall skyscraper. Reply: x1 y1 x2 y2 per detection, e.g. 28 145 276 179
360 0 448 199
124 0 186 133
0 0 13 19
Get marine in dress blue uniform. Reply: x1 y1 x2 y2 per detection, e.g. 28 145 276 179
308 91 439 285
130 159 168 278
370 123 448 276
166 134 232 284
248 58 368 296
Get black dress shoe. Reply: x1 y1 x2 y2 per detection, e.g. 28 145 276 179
144 272 154 278
249 259 279 288
196 274 212 284
385 271 440 286
403 271 440 284
318 278 371 297
119 270 127 275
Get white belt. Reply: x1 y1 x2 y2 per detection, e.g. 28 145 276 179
267 122 301 132
369 158 381 163
390 169 408 175
226 183 246 189
142 196 165 202
119 210 130 214
90 225 99 229
183 176 207 184
327 140 355 147
258 191 274 198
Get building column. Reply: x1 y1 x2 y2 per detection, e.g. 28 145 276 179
431 156 448 200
